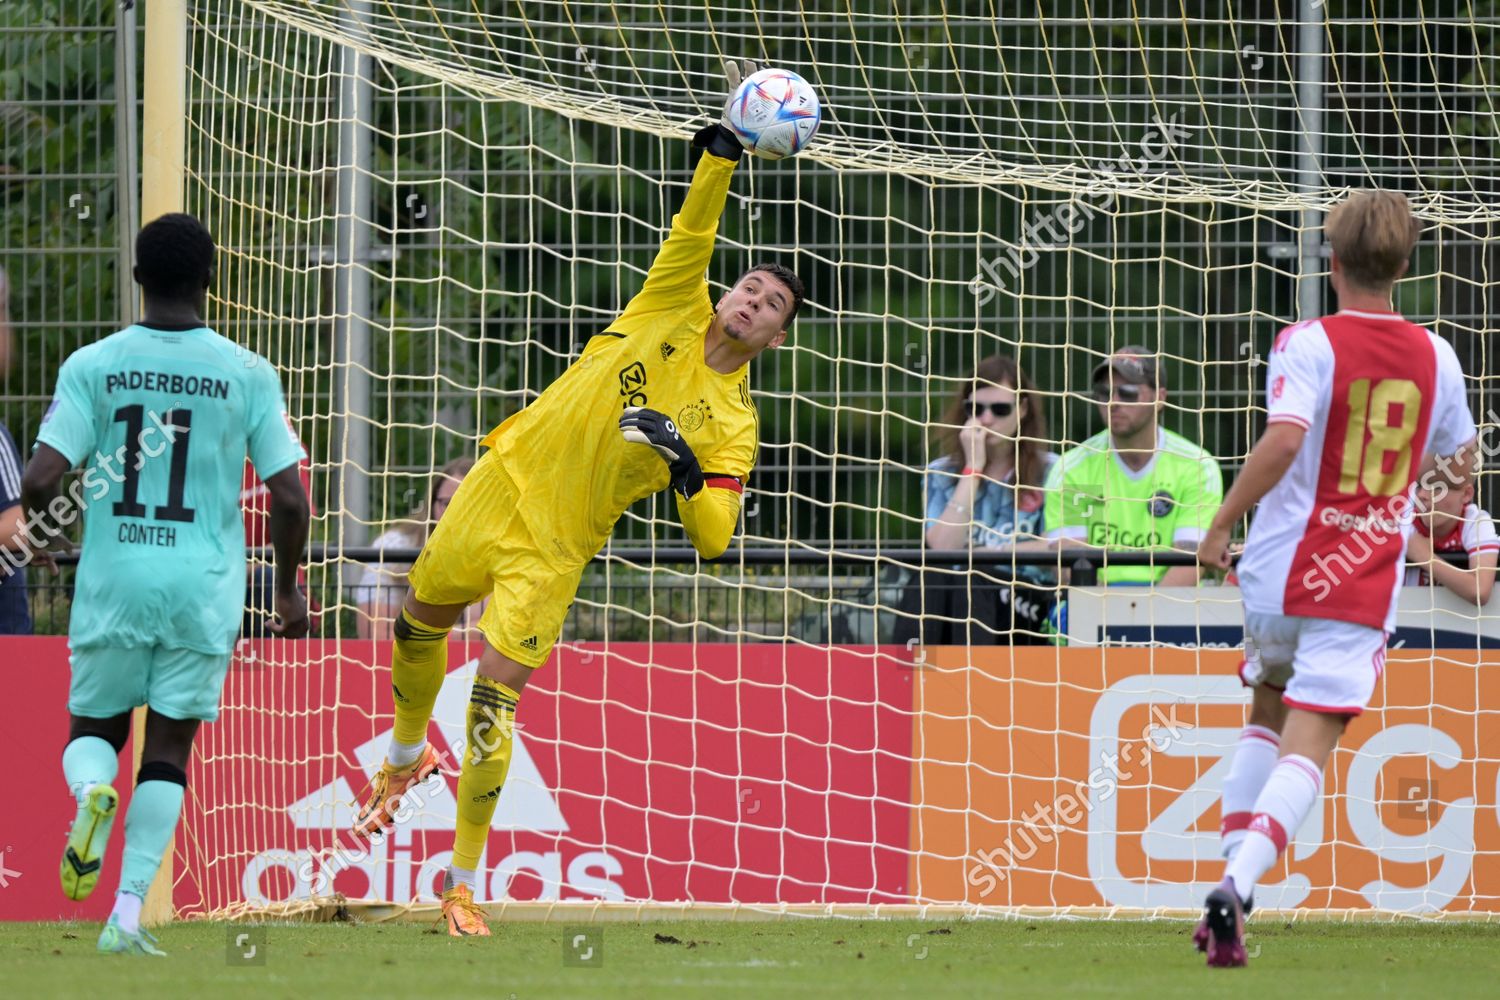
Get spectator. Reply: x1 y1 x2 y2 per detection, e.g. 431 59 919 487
898 354 1058 645
357 456 477 640
0 265 32 635
1405 474 1497 606
1044 345 1222 585
924 354 1056 551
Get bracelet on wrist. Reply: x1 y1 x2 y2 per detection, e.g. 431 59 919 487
961 466 980 476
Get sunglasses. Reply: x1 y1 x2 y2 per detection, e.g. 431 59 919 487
968 399 1015 419
1091 382 1151 403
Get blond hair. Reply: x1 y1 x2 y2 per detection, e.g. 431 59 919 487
1324 190 1422 291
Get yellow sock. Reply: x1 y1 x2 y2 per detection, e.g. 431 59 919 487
452 675 520 870
390 608 451 748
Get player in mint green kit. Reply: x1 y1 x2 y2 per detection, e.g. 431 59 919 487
21 214 311 956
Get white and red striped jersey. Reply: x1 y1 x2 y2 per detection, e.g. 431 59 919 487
1403 504 1499 586
1236 310 1476 632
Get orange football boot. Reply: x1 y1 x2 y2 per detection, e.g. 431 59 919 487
352 744 444 840
441 883 491 937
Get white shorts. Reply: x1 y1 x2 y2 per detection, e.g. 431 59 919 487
1241 612 1388 716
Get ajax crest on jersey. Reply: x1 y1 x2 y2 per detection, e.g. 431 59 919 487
725 68 821 160
678 400 710 432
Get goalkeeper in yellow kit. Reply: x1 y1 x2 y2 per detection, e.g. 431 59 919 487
353 71 805 936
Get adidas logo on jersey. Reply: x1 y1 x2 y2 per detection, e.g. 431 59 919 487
520 635 539 651
660 342 676 361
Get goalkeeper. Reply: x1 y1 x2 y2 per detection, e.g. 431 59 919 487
354 64 805 937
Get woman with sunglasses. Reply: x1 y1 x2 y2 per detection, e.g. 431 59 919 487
905 354 1058 644
926 355 1053 549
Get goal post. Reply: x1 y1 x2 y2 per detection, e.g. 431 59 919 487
138 0 189 929
154 1 1499 919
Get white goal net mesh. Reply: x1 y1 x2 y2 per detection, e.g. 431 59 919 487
173 1 1499 916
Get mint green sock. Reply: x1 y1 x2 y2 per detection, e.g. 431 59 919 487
62 736 120 803
119 780 186 900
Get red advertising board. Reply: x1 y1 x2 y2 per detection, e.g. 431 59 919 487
1 637 130 922
4 639 915 918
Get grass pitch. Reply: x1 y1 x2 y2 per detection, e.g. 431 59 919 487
5 917 1499 998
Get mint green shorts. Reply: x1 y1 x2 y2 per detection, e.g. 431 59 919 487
68 644 233 722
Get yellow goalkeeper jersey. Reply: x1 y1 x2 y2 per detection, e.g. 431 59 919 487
480 151 757 565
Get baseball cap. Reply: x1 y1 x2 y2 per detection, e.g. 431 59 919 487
1090 345 1160 388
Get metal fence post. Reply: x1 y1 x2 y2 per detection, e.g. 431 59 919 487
114 0 140 327
334 2 374 566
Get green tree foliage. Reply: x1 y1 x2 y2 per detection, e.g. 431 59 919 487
4 0 1496 564
1 0 124 446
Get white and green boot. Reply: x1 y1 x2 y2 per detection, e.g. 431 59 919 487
97 916 168 957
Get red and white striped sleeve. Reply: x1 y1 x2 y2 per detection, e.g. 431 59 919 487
1426 332 1478 458
1264 321 1328 431
1462 506 1499 557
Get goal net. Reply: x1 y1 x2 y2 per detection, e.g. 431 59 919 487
174 1 1498 916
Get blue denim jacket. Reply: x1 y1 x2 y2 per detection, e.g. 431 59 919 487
923 452 1057 583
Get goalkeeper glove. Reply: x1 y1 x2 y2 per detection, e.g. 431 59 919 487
693 122 743 161
619 406 705 499
693 57 759 161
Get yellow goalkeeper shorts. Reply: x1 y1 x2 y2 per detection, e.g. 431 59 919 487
407 450 584 668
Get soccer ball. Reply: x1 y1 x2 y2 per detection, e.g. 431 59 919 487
724 68 821 160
